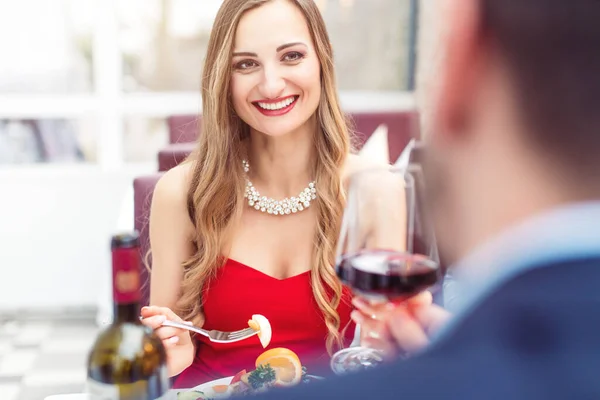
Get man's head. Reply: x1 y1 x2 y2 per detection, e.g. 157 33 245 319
422 0 600 264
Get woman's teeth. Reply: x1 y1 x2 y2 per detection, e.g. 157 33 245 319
257 96 296 110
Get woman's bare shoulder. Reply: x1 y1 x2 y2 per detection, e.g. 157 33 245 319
155 162 195 200
153 162 196 233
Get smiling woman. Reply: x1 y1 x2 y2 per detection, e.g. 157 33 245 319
139 0 374 390
230 2 322 137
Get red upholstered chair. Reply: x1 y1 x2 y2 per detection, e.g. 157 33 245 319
349 110 420 162
167 115 201 144
158 142 196 172
160 111 420 172
166 112 419 148
133 173 164 307
161 115 197 172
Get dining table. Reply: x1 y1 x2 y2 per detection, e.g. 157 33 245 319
45 391 180 400
45 395 88 400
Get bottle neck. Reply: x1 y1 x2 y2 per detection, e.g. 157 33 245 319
112 246 142 320
114 302 141 324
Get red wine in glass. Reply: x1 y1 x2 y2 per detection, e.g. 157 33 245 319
331 164 441 375
336 249 440 301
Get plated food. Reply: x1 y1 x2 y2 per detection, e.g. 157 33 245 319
176 348 311 400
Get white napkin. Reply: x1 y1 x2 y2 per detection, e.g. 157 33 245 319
394 138 416 171
358 124 389 165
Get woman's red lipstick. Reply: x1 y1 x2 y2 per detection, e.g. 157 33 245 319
252 95 299 116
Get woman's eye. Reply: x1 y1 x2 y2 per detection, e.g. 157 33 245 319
235 60 258 70
283 51 304 62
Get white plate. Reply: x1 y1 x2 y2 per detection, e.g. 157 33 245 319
168 376 234 399
192 376 234 394
168 374 325 399
46 377 238 400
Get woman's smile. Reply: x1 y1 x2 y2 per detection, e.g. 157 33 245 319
252 95 300 116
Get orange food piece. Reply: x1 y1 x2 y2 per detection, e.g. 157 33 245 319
212 385 229 393
255 348 302 387
240 371 251 386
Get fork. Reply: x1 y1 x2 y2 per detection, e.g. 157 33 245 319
160 319 258 344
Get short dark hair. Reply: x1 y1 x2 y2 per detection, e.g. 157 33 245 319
481 0 600 183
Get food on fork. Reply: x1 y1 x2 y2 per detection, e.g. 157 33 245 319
248 314 272 348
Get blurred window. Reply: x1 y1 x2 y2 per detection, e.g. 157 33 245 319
0 0 94 94
120 0 413 92
0 0 417 166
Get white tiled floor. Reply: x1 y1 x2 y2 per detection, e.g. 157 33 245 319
14 324 54 347
0 339 12 354
42 337 96 354
0 315 97 400
0 350 38 375
0 383 20 400
22 370 87 386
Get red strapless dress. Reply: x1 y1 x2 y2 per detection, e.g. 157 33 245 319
172 259 355 388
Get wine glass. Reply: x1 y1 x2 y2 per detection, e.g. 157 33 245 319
330 164 442 375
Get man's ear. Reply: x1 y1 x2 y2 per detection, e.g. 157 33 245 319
435 0 485 142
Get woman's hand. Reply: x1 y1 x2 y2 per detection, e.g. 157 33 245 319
141 306 196 377
351 292 452 360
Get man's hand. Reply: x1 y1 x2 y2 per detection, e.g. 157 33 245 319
351 292 452 360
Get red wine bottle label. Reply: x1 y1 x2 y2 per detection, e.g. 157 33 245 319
112 247 141 304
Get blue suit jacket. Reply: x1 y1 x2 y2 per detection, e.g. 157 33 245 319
257 257 600 399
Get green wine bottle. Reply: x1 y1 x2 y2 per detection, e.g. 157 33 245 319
87 232 169 400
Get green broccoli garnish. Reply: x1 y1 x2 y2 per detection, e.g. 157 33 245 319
248 364 276 389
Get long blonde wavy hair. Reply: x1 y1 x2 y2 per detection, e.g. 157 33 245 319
176 0 352 354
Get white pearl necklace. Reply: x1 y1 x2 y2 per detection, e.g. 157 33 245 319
243 160 317 215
